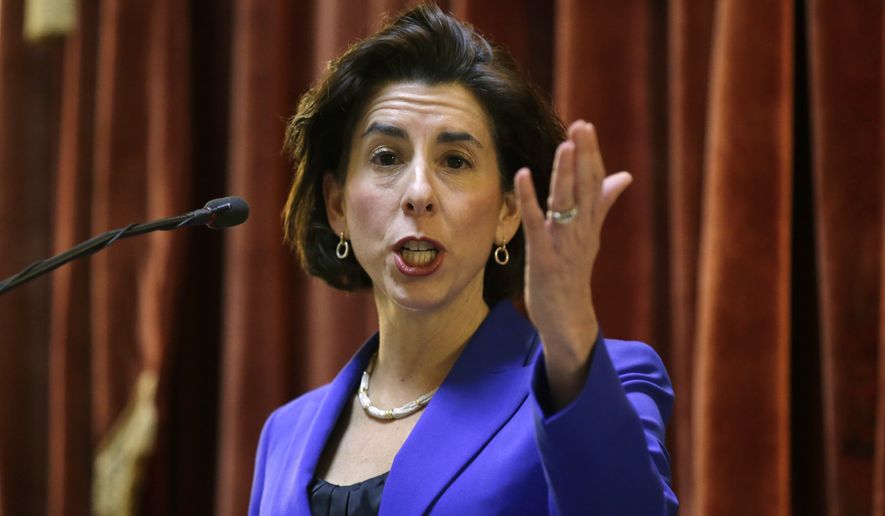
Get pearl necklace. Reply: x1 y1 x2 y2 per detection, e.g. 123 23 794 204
358 354 438 420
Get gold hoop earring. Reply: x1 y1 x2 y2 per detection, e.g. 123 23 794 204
494 242 509 266
336 232 350 259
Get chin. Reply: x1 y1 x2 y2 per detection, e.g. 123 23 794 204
386 286 453 313
371 260 486 315
382 278 486 317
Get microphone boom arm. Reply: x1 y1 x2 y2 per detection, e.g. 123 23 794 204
0 198 245 296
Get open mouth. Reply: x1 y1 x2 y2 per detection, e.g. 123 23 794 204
399 240 439 267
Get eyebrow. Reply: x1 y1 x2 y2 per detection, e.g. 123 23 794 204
436 131 483 148
361 123 406 139
361 123 483 148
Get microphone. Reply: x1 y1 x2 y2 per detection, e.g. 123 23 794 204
179 196 250 229
0 196 250 296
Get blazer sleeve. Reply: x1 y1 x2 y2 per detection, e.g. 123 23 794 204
529 335 678 515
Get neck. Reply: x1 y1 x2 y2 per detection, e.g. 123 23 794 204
370 279 490 404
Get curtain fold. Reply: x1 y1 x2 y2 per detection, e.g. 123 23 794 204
0 0 59 514
47 0 96 513
0 1 883 515
88 0 151 438
877 12 885 513
808 1 884 514
136 0 192 513
216 1 311 513
667 1 715 512
46 0 196 513
693 0 794 513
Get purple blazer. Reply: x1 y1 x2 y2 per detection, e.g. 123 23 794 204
249 301 678 515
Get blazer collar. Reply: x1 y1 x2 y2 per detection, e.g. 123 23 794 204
382 301 538 514
291 338 377 515
291 301 539 515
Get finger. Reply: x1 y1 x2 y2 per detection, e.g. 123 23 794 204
598 171 633 222
572 122 597 212
515 168 549 249
580 124 607 215
548 140 576 212
567 119 585 141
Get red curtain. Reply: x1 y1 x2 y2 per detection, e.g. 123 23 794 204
0 1 882 515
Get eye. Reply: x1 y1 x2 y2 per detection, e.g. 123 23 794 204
444 155 471 170
371 149 400 167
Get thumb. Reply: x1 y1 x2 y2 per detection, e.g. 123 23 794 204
598 171 633 221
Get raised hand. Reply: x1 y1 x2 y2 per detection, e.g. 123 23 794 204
514 121 632 409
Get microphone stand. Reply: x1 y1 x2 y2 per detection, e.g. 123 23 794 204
0 204 232 296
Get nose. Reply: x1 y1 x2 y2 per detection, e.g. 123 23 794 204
402 160 435 216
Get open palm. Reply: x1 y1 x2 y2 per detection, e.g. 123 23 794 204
514 121 633 407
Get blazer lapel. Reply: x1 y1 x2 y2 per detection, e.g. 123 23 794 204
288 336 379 515
380 302 539 515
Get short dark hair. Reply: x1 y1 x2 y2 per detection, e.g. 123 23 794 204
282 3 563 306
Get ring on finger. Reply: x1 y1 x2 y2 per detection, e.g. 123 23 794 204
546 206 578 224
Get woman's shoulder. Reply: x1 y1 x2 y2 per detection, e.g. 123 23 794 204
260 383 333 438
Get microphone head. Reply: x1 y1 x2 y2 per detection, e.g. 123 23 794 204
204 196 250 229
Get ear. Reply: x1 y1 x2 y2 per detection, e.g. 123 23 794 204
497 189 522 243
323 172 347 235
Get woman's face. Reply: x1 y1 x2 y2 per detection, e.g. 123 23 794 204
325 82 520 313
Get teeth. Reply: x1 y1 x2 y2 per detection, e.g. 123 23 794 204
401 249 438 267
402 240 436 252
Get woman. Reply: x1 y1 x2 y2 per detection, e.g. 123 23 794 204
250 4 677 515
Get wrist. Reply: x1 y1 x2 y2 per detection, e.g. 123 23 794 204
540 321 599 410
538 314 598 362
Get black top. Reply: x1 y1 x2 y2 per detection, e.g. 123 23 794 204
309 472 389 516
